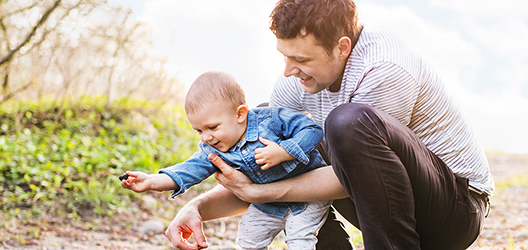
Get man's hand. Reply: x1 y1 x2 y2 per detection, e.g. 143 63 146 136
210 153 267 204
254 137 295 170
120 171 151 192
165 201 208 250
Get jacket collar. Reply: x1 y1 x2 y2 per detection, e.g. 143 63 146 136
235 109 258 149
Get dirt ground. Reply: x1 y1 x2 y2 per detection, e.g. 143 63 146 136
467 153 528 250
1 152 527 250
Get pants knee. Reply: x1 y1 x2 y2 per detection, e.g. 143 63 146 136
325 103 375 142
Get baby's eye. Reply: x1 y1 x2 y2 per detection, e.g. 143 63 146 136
195 129 202 134
209 125 218 130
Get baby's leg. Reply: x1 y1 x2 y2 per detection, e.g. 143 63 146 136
284 200 332 250
237 204 284 250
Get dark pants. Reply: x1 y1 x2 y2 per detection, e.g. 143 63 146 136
315 103 487 250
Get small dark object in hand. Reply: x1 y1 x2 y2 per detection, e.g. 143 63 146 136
119 173 129 181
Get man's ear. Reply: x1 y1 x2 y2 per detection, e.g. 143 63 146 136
236 104 249 123
337 36 352 60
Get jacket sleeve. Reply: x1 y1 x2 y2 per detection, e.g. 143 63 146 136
272 107 324 165
158 150 217 198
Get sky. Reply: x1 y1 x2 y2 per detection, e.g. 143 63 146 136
109 0 528 154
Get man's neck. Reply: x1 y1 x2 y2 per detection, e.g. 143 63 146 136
351 25 364 53
328 25 364 93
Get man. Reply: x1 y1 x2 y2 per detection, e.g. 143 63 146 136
165 0 494 249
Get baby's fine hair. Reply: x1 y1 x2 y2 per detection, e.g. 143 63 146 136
185 71 247 114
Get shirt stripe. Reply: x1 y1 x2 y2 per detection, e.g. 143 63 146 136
270 28 494 196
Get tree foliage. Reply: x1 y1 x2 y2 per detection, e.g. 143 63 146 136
0 0 184 105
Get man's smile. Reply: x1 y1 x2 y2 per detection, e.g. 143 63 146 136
299 76 313 85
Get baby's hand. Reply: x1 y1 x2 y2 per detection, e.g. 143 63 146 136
120 171 151 193
254 137 295 170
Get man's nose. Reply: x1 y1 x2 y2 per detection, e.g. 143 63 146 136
283 58 300 77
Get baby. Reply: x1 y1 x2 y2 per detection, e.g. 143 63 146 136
121 71 331 249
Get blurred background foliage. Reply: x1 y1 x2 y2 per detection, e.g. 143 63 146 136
0 0 200 220
0 96 200 217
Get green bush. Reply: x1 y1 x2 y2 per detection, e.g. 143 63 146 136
0 96 199 216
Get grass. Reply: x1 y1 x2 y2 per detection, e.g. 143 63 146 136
495 174 528 190
0 96 202 233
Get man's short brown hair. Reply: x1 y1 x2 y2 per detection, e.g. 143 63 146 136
270 0 361 55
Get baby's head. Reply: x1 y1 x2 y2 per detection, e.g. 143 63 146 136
185 71 249 152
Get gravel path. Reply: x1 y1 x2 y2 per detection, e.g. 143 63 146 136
467 153 528 250
1 153 527 250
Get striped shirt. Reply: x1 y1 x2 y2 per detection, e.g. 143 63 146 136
270 28 495 196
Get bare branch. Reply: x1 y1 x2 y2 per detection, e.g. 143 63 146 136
25 0 87 54
0 81 33 105
0 1 39 22
1 19 11 94
0 0 62 66
0 19 11 49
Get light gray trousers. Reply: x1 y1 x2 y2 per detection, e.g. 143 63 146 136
237 200 332 250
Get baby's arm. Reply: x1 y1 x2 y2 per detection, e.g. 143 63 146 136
120 171 178 192
254 137 294 170
255 108 324 170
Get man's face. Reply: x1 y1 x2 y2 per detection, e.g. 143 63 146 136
277 34 346 94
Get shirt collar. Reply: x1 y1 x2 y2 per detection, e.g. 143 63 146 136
234 109 258 149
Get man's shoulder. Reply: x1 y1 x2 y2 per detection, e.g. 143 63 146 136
358 27 400 46
355 28 408 57
350 27 421 74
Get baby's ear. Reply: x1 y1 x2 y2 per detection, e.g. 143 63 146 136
236 104 249 123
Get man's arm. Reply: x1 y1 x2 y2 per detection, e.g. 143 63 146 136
192 184 251 221
165 184 250 249
210 153 349 204
164 153 347 249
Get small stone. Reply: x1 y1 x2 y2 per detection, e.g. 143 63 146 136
138 219 165 234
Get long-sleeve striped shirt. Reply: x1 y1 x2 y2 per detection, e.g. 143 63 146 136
270 27 494 196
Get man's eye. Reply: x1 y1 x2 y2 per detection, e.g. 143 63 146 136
295 58 308 63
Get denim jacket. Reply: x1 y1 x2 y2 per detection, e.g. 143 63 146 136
159 107 327 218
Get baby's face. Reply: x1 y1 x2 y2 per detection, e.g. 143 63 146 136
187 104 246 152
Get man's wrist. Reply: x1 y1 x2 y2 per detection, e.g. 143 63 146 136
244 182 269 204
189 195 204 212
